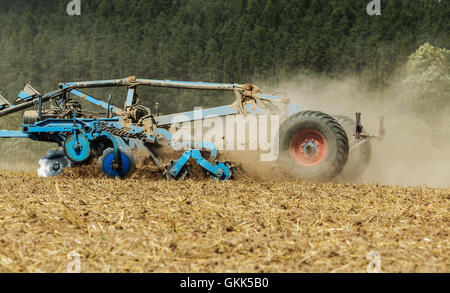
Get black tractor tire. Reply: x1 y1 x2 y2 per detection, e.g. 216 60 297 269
332 115 372 180
278 111 349 181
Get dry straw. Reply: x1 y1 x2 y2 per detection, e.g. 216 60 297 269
0 164 448 272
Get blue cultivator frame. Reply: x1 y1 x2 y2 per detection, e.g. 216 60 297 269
0 76 384 181
0 76 303 180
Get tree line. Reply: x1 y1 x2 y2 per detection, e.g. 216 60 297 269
0 0 447 165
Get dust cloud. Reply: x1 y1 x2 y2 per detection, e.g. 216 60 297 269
1 74 448 188
274 74 450 188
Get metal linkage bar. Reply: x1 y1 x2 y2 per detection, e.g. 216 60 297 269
61 77 289 103
155 103 265 126
136 78 239 91
66 88 124 115
0 130 29 138
0 86 75 118
61 76 240 91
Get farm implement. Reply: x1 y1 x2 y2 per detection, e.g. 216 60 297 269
0 77 384 181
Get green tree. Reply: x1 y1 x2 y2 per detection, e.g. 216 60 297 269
402 43 450 124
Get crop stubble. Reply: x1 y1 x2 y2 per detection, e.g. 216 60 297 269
0 165 448 273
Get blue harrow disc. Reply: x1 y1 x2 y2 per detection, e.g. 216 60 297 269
98 147 136 178
210 162 233 181
63 133 91 163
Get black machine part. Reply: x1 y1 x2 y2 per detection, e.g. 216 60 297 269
277 111 349 181
332 115 372 180
23 110 60 124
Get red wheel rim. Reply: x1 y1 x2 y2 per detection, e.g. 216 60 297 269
289 129 327 166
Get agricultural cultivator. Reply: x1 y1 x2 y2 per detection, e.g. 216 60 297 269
0 77 384 181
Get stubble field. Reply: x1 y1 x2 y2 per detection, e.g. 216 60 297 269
0 165 448 273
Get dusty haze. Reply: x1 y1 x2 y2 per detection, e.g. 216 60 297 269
1 75 448 188
274 75 450 188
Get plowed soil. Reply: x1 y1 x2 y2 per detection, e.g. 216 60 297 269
0 165 448 273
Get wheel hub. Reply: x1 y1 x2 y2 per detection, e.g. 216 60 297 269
290 130 327 166
64 133 91 163
302 140 318 155
52 163 61 171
